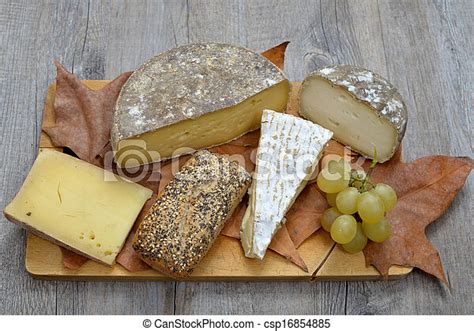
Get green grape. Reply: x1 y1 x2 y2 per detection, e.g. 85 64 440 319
330 215 357 244
374 183 397 212
317 167 349 193
321 207 342 232
362 218 392 242
350 169 366 190
342 223 368 253
327 158 352 184
357 191 385 224
335 187 360 214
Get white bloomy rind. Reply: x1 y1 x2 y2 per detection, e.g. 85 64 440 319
240 110 333 259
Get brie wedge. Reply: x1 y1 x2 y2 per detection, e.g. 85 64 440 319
240 110 333 259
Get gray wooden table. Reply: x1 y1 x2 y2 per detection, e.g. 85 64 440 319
1 0 472 315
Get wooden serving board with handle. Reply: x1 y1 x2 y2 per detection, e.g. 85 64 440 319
26 81 412 281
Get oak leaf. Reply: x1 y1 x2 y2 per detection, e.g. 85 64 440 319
261 41 290 70
60 248 89 269
286 183 327 248
116 193 159 272
43 62 132 165
362 150 473 284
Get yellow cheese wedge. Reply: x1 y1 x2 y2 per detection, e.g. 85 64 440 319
111 43 290 167
3 149 153 266
115 81 289 167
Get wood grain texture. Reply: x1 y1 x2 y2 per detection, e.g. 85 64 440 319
0 0 472 314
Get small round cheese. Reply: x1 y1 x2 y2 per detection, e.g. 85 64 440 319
299 65 408 163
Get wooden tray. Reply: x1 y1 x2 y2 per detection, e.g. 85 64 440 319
26 80 413 281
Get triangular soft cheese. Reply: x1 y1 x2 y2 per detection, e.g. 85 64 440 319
241 109 333 259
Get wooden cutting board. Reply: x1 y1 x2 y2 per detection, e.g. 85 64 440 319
25 80 412 281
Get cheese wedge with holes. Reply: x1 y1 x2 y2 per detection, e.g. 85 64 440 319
3 149 153 266
111 43 289 167
240 110 333 259
299 65 408 163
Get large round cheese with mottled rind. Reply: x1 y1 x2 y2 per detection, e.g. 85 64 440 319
111 43 289 167
299 65 408 163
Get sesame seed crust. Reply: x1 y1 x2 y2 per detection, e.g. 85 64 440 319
132 150 251 278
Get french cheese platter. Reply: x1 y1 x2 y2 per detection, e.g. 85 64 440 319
4 42 472 282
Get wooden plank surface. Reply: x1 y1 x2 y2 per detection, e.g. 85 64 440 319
28 231 409 281
0 0 472 314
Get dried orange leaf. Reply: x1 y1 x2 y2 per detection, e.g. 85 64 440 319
221 199 248 238
60 247 89 270
220 203 308 272
116 195 158 272
269 224 308 272
286 183 328 248
363 153 473 284
261 41 290 70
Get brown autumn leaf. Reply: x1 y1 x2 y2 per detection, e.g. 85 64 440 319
60 247 89 269
261 41 290 70
220 191 309 272
116 194 158 272
286 183 328 247
362 150 473 284
268 224 308 272
43 62 132 166
221 197 248 236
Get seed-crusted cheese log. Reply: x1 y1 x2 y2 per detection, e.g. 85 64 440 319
112 43 289 167
133 150 251 278
299 65 408 163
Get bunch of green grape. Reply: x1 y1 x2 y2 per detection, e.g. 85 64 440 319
316 157 397 253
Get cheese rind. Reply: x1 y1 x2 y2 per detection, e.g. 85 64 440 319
299 65 408 163
240 110 333 259
112 43 289 166
3 149 153 266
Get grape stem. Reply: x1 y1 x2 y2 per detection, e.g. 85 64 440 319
351 147 378 193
